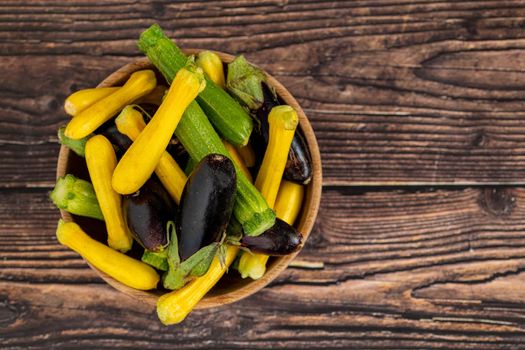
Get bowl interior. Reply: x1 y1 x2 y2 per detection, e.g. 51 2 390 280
57 51 322 309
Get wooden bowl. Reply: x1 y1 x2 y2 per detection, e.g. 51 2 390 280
56 50 322 309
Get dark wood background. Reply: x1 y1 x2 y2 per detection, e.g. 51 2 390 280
2 0 525 348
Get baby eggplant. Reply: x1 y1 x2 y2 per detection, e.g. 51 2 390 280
177 154 236 261
249 84 312 184
122 178 176 252
226 56 312 184
284 130 312 184
240 218 302 255
97 120 133 156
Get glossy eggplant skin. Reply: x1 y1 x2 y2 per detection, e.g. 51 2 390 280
97 120 132 156
284 131 312 184
251 84 312 184
240 218 302 255
122 178 176 252
177 154 236 261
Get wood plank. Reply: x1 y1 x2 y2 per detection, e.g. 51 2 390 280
3 1 525 348
3 1 525 185
2 186 525 348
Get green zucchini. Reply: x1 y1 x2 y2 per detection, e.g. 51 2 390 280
58 126 89 157
50 174 104 221
175 101 275 236
184 157 197 176
142 249 169 271
138 24 253 146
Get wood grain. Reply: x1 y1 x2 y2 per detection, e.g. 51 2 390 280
3 187 525 348
3 1 525 185
3 0 525 348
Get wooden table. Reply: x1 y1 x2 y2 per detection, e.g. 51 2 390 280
2 1 525 348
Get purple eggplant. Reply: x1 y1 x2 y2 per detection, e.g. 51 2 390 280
254 84 312 184
97 120 132 156
226 56 312 184
240 218 302 255
122 178 176 252
177 154 236 261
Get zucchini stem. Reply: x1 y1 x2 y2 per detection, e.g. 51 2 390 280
50 174 104 221
196 51 226 88
58 126 89 157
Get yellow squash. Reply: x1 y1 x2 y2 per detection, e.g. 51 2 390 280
255 105 299 208
112 66 205 195
196 50 226 88
64 85 165 117
238 105 299 280
156 245 239 325
273 180 304 225
65 70 156 139
64 87 119 116
222 140 252 182
236 143 256 167
85 135 133 252
56 220 159 290
115 106 187 203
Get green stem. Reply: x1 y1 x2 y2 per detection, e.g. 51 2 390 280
226 55 269 110
142 249 169 271
50 174 104 221
58 126 89 157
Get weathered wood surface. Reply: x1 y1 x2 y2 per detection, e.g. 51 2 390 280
3 187 525 348
2 0 525 349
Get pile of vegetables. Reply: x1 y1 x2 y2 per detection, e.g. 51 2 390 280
51 24 312 325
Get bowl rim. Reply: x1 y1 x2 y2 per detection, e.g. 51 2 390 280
57 49 322 309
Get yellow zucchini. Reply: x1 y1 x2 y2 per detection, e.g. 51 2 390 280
64 85 165 118
56 220 159 290
115 106 187 203
236 143 256 168
238 105 299 279
222 140 252 182
196 50 226 88
255 105 299 208
65 70 156 140
238 253 266 280
112 65 205 195
273 180 304 225
64 87 119 116
156 245 239 325
85 135 133 252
